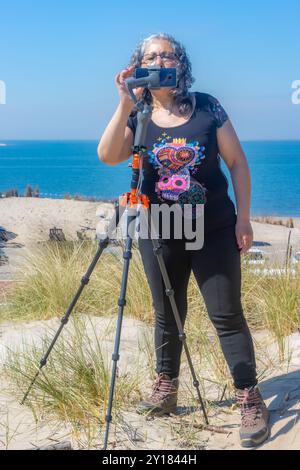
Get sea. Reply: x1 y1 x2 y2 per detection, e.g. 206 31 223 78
0 140 300 216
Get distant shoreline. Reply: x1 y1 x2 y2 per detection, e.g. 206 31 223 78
0 192 118 204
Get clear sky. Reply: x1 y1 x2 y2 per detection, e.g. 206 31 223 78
0 0 299 140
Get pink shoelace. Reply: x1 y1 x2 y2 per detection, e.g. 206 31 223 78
236 387 263 428
150 374 174 403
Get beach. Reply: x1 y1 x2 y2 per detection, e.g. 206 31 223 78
1 197 300 450
0 197 114 281
1 197 300 281
0 314 299 450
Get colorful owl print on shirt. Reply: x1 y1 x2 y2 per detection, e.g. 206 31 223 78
148 134 207 216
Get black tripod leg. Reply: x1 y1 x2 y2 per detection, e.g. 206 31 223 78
151 238 209 425
103 210 137 450
141 209 209 425
21 202 125 405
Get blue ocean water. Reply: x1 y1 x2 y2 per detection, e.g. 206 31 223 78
0 140 299 216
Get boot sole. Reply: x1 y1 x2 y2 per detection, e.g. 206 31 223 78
240 427 270 448
136 405 177 417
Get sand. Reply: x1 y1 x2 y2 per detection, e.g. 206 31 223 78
0 315 300 450
1 197 300 450
0 197 114 280
1 197 300 281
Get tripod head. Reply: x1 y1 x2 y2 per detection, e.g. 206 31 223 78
124 69 160 110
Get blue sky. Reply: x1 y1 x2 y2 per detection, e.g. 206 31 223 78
0 0 299 140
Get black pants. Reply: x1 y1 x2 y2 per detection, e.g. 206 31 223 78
138 224 257 390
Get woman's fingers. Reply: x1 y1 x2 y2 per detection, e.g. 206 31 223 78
235 221 253 254
119 66 135 83
240 235 252 253
239 235 252 254
115 66 137 92
115 66 144 104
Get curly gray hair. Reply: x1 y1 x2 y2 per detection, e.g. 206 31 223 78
128 33 195 117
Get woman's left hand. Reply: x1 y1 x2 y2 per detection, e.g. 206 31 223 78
235 219 253 254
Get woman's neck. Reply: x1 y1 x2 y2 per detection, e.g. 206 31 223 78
151 91 174 112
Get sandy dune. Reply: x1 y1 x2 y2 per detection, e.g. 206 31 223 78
0 316 300 450
1 198 300 450
1 197 300 281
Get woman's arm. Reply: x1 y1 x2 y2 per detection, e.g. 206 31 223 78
217 120 253 253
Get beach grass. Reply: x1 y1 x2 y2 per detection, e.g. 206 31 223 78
1 240 299 363
2 240 299 446
3 315 142 443
0 240 153 323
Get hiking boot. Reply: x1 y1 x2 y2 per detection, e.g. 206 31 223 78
136 373 179 416
236 386 270 448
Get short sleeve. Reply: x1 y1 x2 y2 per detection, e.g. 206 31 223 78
207 95 229 128
126 115 137 136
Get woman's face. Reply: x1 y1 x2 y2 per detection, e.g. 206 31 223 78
140 39 179 97
141 39 178 69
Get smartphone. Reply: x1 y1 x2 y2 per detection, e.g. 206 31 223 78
134 67 177 89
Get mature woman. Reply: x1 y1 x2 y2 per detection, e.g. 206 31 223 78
98 33 269 448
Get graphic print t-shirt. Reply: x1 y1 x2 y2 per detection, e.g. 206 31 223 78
127 92 237 234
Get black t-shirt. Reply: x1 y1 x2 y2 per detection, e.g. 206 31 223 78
127 92 237 234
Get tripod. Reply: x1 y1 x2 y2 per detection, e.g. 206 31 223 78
21 72 209 450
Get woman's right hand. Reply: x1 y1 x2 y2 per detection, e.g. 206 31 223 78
115 65 144 111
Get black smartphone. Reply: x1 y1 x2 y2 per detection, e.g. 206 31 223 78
134 67 177 89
